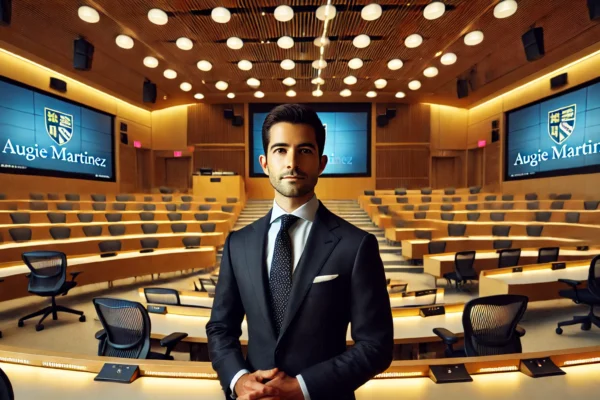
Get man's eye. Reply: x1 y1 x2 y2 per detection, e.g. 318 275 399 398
274 148 285 153
300 149 312 154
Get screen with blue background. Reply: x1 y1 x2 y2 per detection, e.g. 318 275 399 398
0 77 115 181
250 103 371 177
505 79 600 181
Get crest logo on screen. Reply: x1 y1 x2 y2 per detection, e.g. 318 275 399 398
44 108 74 146
548 104 576 145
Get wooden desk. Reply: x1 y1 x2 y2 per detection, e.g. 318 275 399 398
193 175 245 203
0 193 242 202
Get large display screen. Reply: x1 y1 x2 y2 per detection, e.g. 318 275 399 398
249 103 371 177
505 78 600 181
0 76 115 182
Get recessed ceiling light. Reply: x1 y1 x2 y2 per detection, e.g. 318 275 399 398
227 93 236 99
78 6 100 23
353 34 371 49
148 8 168 25
395 91 406 98
423 66 439 77
274 5 294 22
440 52 457 65
340 89 352 97
247 78 260 88
311 77 325 85
211 7 231 23
464 30 484 46
423 1 446 20
405 34 423 48
194 93 204 100
387 59 403 70
343 76 358 85
374 79 387 89
277 36 294 49
163 69 177 79
197 60 213 71
261 12 266 16
361 3 383 21
143 56 159 68
280 59 295 70
176 37 193 50
313 37 330 47
180 82 192 92
115 35 134 49
227 37 243 50
215 81 229 91
237 60 253 71
312 59 327 70
312 89 323 97
282 77 296 86
348 58 364 69
254 91 265 98
316 5 336 21
435 51 442 57
286 89 297 97
366 91 377 98
408 80 421 90
494 0 518 19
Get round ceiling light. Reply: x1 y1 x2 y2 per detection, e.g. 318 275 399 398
227 93 236 99
311 77 325 85
312 59 327 70
494 0 518 19
464 30 484 46
374 78 387 89
194 93 204 100
227 37 243 50
316 5 336 21
78 6 100 23
254 91 265 98
395 91 406 98
176 37 193 51
348 58 364 69
353 34 371 49
197 60 213 71
115 35 134 49
423 66 439 77
211 7 231 23
180 82 192 92
277 36 294 49
361 4 383 21
280 59 295 70
343 76 358 85
274 5 294 22
340 89 352 97
313 37 330 47
286 89 297 97
408 80 422 90
405 34 423 48
282 77 296 86
387 59 404 70
312 89 323 97
247 78 260 88
148 8 168 25
440 52 457 65
163 69 177 79
366 91 377 98
143 56 159 68
423 1 446 20
215 81 229 91
237 60 253 71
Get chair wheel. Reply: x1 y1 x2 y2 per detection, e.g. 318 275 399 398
18 321 24 328
35 324 44 332
556 327 563 335
581 323 591 331
79 315 86 322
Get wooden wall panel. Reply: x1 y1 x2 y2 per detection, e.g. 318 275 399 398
375 146 429 189
152 106 188 151
484 142 501 188
194 147 246 177
430 105 468 150
188 104 245 145
376 104 430 143
119 144 137 193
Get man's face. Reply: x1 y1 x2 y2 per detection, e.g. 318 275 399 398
259 122 327 198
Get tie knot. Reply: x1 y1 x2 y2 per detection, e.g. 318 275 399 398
279 214 299 231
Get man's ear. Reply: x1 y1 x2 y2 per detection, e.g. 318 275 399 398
318 155 328 175
259 154 269 176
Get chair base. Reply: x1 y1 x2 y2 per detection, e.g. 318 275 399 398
18 296 85 331
556 306 600 334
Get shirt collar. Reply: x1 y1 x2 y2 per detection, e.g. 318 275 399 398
270 195 319 224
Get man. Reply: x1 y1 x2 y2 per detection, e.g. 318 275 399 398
207 104 393 400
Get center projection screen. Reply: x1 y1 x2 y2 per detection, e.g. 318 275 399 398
249 103 371 177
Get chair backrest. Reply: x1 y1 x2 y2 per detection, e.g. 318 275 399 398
183 236 201 247
441 204 454 211
414 212 426 220
165 204 177 212
0 367 14 400
30 201 48 211
91 194 106 202
143 204 156 211
550 201 564 210
442 197 452 203
502 203 514 210
92 203 107 211
490 212 505 222
587 255 600 299
47 212 66 224
205 197 217 202
108 225 126 236
428 241 447 254
535 211 552 222
418 204 430 211
447 223 466 237
10 212 30 224
22 251 67 294
556 193 572 200
98 240 122 253
105 213 122 222
584 200 600 210
93 298 152 359
441 212 454 221
179 203 191 211
162 195 173 202
222 206 234 213
199 204 212 211
444 188 456 195
200 223 216 233
159 186 174 194
116 194 134 202
421 188 432 195
171 223 187 233
0 193 4 200
548 193 557 200
364 190 375 196
167 212 182 221
50 227 71 240
370 197 382 205
402 204 415 211
140 212 155 221
9 228 32 242
194 213 209 221
526 225 544 237
377 206 389 215
394 188 407 196
493 240 513 250
421 196 432 203
526 201 539 210
452 197 461 203
140 238 159 249
200 278 216 294
537 247 559 264
144 196 153 202
396 197 408 204
141 223 158 234
29 193 44 200
454 251 476 280
112 203 126 211
227 197 238 203
143 288 180 305
492 225 511 237
502 194 514 201
415 230 432 240
77 213 94 223
485 195 497 201
181 195 193 202
524 193 538 201
565 212 580 223
467 212 480 221
65 193 80 201
57 202 74 211
391 217 406 228
497 248 521 268
469 186 481 194
83 226 103 237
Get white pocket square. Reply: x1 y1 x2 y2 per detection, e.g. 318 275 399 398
313 274 338 283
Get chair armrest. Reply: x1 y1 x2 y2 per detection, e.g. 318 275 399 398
160 332 188 356
95 329 106 341
70 271 82 281
558 279 581 287
433 327 459 346
515 325 526 337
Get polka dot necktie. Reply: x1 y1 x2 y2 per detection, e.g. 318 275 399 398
269 214 299 336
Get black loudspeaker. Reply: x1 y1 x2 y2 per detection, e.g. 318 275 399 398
73 38 94 70
588 0 600 20
120 122 128 132
232 116 244 127
491 120 499 129
0 0 11 26
376 115 389 127
457 79 469 99
143 80 157 103
492 129 500 143
224 109 234 120
550 73 568 89
120 132 129 145
49 77 67 93
522 27 545 61
386 108 397 119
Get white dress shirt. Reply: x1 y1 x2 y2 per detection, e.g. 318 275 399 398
230 195 319 400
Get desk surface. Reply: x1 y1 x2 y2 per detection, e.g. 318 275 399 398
428 248 597 262
484 262 589 285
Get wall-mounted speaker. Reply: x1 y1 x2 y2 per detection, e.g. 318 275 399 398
376 115 389 127
120 122 128 132
491 129 500 143
457 79 469 99
491 120 499 129
522 27 545 61
386 108 397 119
143 80 157 103
120 132 129 145
224 109 234 120
550 73 568 89
588 0 600 20
0 0 12 26
232 116 244 127
73 38 94 71
49 77 67 93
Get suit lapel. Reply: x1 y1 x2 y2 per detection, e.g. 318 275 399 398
277 203 340 343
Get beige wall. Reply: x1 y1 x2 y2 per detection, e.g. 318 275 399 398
151 105 189 151
430 105 468 150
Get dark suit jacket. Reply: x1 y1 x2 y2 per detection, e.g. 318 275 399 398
207 201 393 400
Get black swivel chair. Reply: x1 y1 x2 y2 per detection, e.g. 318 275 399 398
556 255 600 334
143 288 180 305
428 241 447 254
0 367 14 400
537 247 559 263
444 251 477 290
18 251 85 331
497 248 521 269
433 294 528 357
93 298 187 360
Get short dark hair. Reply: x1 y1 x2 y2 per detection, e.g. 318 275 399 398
262 104 326 157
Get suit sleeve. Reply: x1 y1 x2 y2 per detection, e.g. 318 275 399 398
299 234 394 399
206 232 250 396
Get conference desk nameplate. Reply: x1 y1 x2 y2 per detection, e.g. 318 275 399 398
419 305 445 318
520 357 566 378
147 305 167 314
428 364 473 383
95 363 140 383
552 262 566 270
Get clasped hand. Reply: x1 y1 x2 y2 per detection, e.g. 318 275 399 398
235 368 304 400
